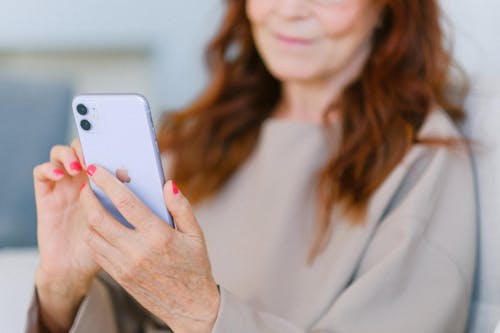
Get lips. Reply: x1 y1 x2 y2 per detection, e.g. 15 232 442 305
275 32 314 46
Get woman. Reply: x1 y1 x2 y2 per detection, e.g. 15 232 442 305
26 0 476 332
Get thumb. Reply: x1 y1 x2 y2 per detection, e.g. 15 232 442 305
164 180 201 236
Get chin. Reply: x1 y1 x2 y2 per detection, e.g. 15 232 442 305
263 57 323 82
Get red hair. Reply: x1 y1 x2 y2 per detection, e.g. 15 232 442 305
158 0 466 263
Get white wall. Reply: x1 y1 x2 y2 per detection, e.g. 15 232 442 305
440 1 500 332
441 0 500 80
0 0 224 113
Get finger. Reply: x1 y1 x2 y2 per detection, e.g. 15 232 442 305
80 183 133 251
86 165 163 233
70 138 86 169
50 145 83 176
164 180 201 236
33 162 66 196
84 226 123 275
33 161 66 182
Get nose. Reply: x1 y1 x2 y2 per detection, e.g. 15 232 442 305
272 0 310 20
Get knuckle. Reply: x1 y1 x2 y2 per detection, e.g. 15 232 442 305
115 193 136 213
87 209 105 228
84 227 95 244
49 145 64 159
115 267 127 282
151 232 167 249
130 251 145 269
49 145 59 156
33 164 43 177
70 139 83 157
89 251 102 267
150 232 173 257
89 250 99 262
177 198 192 216
119 262 136 282
70 138 79 148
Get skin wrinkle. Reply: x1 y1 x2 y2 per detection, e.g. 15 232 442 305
129 275 213 323
114 193 137 215
140 251 215 311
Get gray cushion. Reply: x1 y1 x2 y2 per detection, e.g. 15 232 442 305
0 77 72 247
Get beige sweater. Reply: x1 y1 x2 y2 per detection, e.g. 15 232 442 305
26 109 476 333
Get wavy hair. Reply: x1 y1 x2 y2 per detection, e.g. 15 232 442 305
157 0 466 263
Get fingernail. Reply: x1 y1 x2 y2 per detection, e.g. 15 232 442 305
86 165 97 177
171 180 179 195
53 169 64 177
70 161 82 172
80 183 86 191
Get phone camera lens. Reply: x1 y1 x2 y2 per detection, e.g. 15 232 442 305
76 104 88 115
80 120 92 131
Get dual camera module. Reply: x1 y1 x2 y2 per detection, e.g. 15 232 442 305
76 104 92 131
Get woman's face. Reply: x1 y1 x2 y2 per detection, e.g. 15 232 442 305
246 0 383 83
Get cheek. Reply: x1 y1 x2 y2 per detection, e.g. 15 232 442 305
316 1 379 38
311 3 380 67
245 0 273 24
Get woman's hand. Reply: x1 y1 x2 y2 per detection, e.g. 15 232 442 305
33 139 100 331
80 165 220 333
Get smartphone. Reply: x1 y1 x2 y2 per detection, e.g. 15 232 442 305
72 93 175 229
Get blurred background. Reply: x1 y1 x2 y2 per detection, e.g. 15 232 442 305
0 0 499 332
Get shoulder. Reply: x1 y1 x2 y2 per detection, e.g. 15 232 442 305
417 107 464 139
413 108 474 194
363 108 477 285
367 108 475 239
393 108 472 190
382 108 474 217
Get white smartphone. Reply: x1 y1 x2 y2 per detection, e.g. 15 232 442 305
72 93 175 229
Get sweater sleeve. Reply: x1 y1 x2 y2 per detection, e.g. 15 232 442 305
25 272 172 333
70 277 119 333
25 277 118 333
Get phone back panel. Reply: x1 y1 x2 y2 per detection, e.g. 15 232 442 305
72 94 174 228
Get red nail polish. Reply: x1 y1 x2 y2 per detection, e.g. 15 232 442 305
172 181 179 195
53 169 64 177
86 165 97 177
70 161 82 172
80 183 86 191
